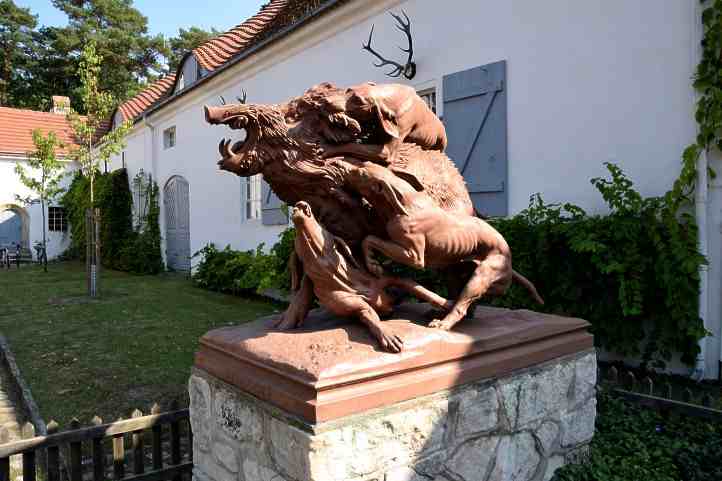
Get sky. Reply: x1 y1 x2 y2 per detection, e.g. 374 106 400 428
17 1 267 38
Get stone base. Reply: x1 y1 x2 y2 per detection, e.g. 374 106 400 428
190 350 596 481
190 304 596 481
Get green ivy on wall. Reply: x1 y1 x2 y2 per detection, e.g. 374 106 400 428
60 168 163 275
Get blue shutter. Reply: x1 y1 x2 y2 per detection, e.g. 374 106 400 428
261 179 288 225
443 61 507 216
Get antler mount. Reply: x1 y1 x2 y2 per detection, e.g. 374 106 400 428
362 10 416 80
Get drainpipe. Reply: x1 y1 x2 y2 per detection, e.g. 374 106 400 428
691 1 710 381
142 114 158 179
692 148 709 381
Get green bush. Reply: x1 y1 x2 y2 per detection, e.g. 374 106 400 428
554 391 722 481
191 240 290 296
192 163 706 365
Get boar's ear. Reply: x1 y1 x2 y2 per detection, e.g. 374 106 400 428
373 99 400 139
391 168 425 192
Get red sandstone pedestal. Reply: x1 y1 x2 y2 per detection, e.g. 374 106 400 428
194 303 592 424
191 304 596 481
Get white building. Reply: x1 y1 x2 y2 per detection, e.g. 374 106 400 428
105 0 721 378
0 98 78 260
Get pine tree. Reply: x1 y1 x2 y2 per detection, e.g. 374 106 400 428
166 26 219 71
0 0 38 107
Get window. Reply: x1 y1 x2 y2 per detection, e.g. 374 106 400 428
241 175 262 222
48 207 67 232
163 126 176 149
417 87 437 114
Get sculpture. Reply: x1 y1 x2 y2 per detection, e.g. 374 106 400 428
204 82 543 351
288 200 452 352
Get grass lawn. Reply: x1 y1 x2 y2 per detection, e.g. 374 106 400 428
0 262 277 427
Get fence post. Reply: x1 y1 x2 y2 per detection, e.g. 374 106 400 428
0 427 10 481
112 417 125 480
170 401 181 481
21 423 36 481
69 419 82 481
91 416 104 481
46 420 60 481
151 404 163 471
131 409 144 475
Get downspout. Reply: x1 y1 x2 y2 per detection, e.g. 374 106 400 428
692 1 709 381
693 149 709 381
142 113 158 179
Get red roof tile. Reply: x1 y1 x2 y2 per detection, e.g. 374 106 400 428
116 74 177 122
0 107 80 157
112 0 339 123
193 0 289 72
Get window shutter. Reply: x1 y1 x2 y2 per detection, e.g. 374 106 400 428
443 61 507 216
261 179 288 225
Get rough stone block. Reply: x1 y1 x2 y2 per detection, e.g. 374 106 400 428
188 375 211 452
446 436 499 481
561 397 596 448
490 433 541 481
454 385 498 438
574 353 597 405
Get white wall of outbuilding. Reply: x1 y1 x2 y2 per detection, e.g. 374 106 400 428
0 156 77 260
109 0 721 377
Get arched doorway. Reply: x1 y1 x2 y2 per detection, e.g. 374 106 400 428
163 176 191 272
0 204 29 249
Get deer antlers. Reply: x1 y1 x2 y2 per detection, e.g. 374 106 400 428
362 10 416 79
219 89 247 105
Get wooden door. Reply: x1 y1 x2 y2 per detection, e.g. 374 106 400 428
0 210 22 248
163 177 191 272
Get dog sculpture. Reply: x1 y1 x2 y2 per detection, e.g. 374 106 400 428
333 159 544 330
287 201 452 351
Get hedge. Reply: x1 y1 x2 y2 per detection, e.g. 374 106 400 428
192 164 706 366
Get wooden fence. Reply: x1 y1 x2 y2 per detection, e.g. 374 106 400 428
602 366 722 422
0 404 192 481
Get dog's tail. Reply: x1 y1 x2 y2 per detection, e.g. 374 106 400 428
384 277 454 311
512 270 544 305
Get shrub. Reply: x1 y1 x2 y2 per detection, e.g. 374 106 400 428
554 391 722 481
191 242 285 295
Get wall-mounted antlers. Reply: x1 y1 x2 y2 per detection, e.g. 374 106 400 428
219 89 247 105
362 10 416 80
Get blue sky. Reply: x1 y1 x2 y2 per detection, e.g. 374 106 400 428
17 1 267 38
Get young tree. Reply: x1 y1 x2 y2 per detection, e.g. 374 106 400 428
67 41 131 295
14 130 65 272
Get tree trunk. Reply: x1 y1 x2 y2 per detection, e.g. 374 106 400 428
41 197 47 273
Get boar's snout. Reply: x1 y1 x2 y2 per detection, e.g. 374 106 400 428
204 105 225 124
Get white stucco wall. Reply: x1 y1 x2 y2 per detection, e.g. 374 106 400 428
0 156 77 260
109 0 719 375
